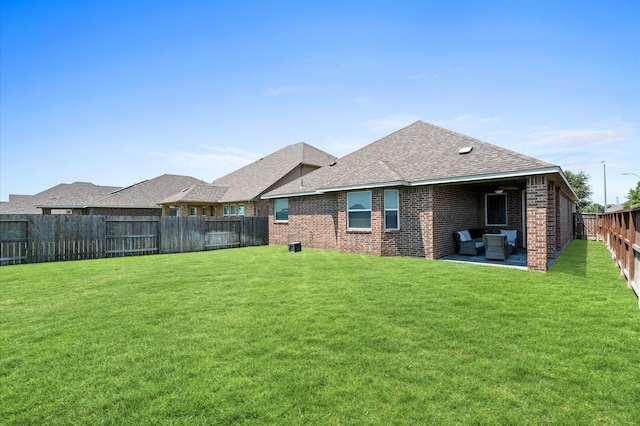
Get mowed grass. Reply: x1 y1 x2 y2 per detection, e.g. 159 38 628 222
1 240 639 425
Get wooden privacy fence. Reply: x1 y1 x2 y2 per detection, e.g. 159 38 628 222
574 213 600 240
0 215 268 266
599 207 640 307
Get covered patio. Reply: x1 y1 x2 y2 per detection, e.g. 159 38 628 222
441 248 529 269
434 172 574 272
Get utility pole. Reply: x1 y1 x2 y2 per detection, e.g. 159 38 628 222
602 161 607 212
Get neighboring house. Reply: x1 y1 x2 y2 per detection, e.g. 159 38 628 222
0 182 121 215
38 174 206 216
159 142 337 217
8 194 32 202
263 120 577 272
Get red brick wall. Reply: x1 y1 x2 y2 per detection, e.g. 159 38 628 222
382 186 432 257
433 186 481 258
527 176 549 272
268 194 339 250
546 183 558 259
338 190 383 255
269 185 480 259
270 187 434 257
558 189 574 251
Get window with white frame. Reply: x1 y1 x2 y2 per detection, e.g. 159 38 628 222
274 199 289 222
238 204 245 216
384 189 399 230
486 193 507 226
202 207 207 216
223 205 229 216
190 207 197 216
347 191 372 230
230 205 237 216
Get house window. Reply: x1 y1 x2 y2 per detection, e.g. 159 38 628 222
274 199 289 222
238 204 245 216
486 193 507 226
202 207 207 216
347 191 371 230
384 190 399 230
190 207 197 216
230 205 237 216
169 207 178 217
223 205 229 216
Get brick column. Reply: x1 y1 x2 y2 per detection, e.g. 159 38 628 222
555 187 562 252
546 183 557 259
421 186 435 259
526 176 548 272
336 192 346 253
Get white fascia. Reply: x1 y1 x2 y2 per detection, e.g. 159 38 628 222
409 167 563 187
261 190 319 199
317 180 410 194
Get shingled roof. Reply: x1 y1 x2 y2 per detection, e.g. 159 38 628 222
159 184 229 204
211 142 336 202
0 182 121 214
84 174 207 208
264 120 569 198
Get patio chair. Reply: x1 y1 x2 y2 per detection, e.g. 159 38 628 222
454 229 485 256
499 229 517 254
483 234 509 261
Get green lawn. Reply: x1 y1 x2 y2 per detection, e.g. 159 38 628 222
1 240 639 425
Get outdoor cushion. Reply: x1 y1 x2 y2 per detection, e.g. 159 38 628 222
454 230 484 256
458 230 472 242
500 230 517 254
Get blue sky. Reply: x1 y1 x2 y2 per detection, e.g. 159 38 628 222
2 0 639 206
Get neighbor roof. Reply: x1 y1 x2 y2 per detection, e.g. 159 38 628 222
263 120 573 198
158 184 229 204
211 142 336 202
1 182 121 214
84 174 207 208
36 174 207 210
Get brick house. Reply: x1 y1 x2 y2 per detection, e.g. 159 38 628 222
159 142 336 217
263 121 577 272
1 182 121 215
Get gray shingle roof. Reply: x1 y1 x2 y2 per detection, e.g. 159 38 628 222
264 120 560 197
158 184 229 204
1 182 121 214
212 142 336 202
86 174 206 208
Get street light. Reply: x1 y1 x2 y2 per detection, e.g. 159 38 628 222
602 161 607 212
622 172 640 179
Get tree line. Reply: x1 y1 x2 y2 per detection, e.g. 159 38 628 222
565 170 640 213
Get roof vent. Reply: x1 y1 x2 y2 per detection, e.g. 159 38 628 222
458 146 473 155
329 161 337 166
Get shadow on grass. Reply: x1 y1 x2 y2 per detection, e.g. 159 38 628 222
550 239 589 277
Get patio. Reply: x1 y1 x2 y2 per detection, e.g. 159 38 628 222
441 248 529 269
